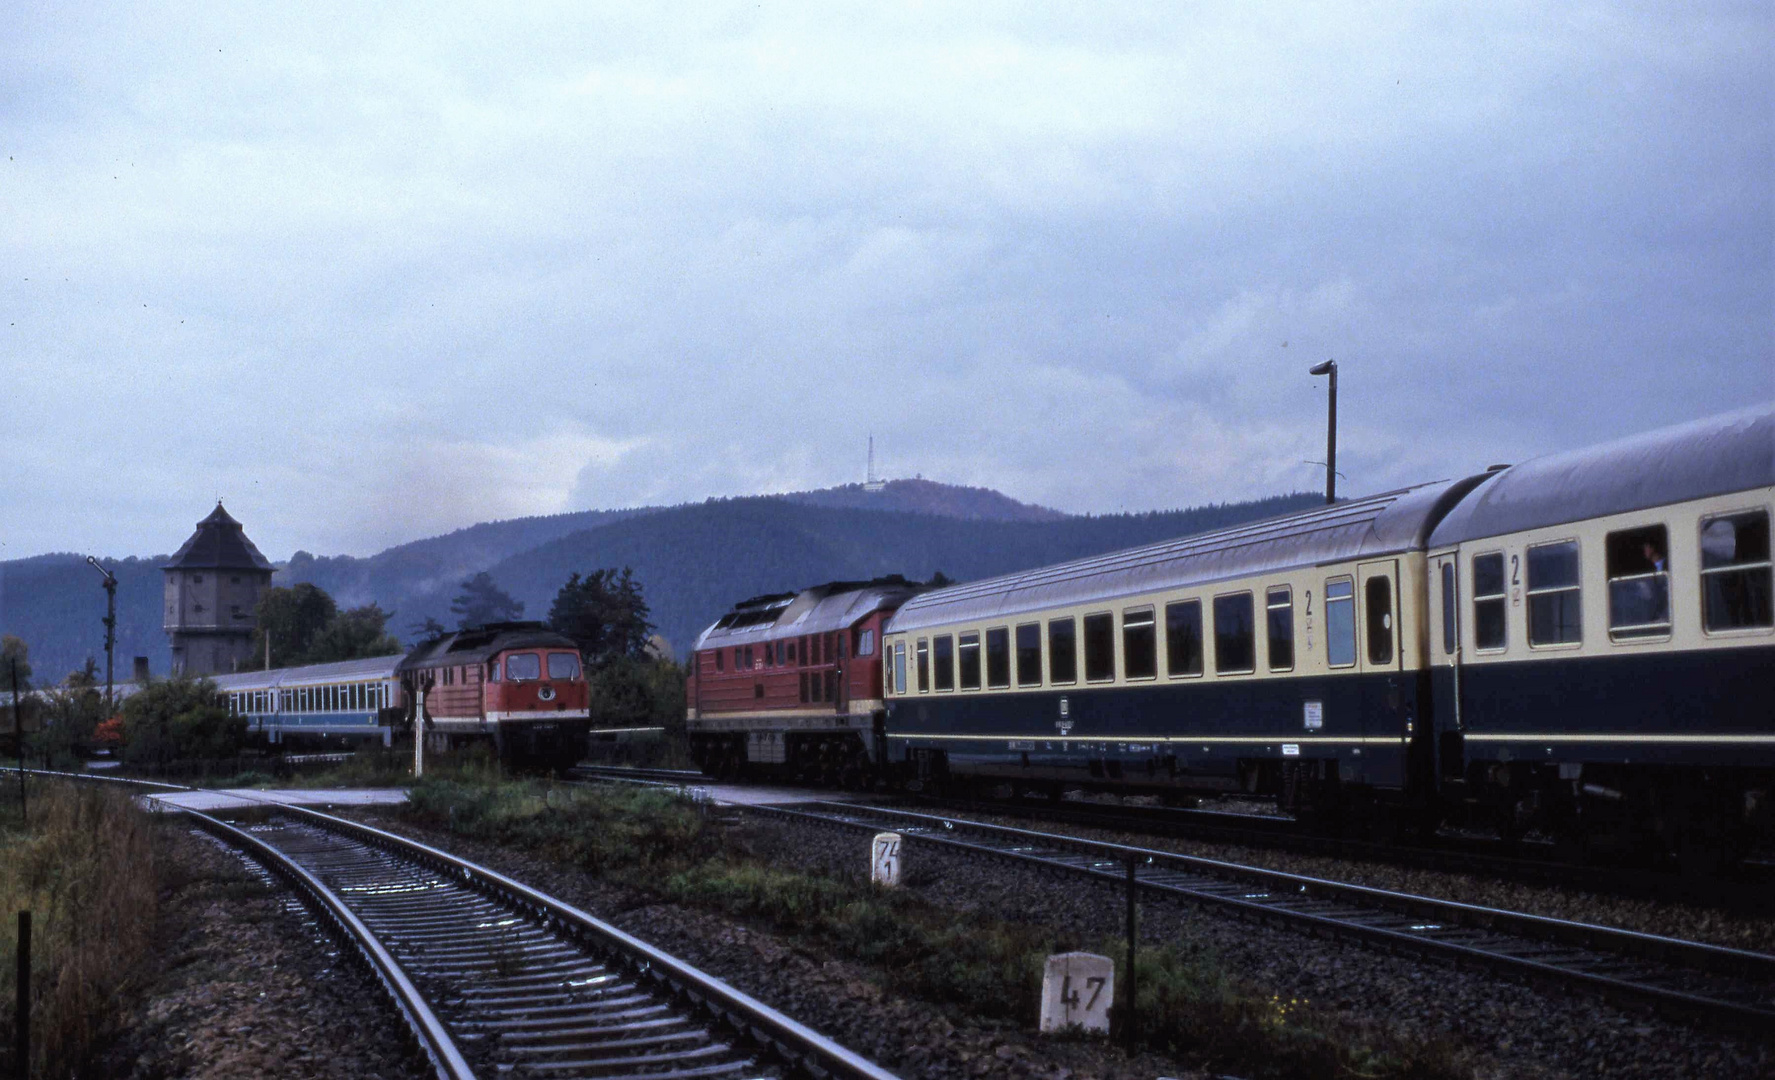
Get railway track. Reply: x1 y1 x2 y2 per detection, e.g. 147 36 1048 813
33 770 897 1080
569 764 1772 908
746 799 1775 1038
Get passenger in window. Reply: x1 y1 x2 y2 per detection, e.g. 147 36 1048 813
1643 539 1666 574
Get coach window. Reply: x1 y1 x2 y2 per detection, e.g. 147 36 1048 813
934 635 955 691
1266 586 1294 671
1214 593 1255 674
1701 510 1773 632
1441 563 1458 655
1122 607 1156 680
916 638 931 692
1083 613 1115 682
1325 578 1356 667
1165 599 1203 676
1606 524 1672 640
1365 577 1394 664
1527 541 1582 646
958 633 982 690
1014 624 1042 686
986 627 1011 689
1049 618 1078 684
893 642 907 694
1472 554 1506 650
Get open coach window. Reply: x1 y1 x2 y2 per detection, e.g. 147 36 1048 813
1606 524 1671 640
1702 510 1773 631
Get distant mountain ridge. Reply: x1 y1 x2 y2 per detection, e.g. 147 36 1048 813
0 479 1320 682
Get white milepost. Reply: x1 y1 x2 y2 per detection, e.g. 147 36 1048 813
1040 952 1114 1034
871 832 902 886
413 688 426 779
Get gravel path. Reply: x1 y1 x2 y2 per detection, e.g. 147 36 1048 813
93 824 432 1080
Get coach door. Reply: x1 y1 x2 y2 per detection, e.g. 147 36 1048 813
1356 560 1405 780
1429 553 1465 784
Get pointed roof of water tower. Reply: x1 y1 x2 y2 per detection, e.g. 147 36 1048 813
163 502 275 572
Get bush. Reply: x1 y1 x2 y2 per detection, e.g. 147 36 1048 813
119 674 245 766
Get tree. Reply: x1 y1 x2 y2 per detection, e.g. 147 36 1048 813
31 661 106 766
251 584 338 668
547 568 654 665
451 572 525 628
119 674 245 765
408 615 449 641
2 633 31 688
306 603 403 664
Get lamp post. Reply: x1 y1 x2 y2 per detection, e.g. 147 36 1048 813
1308 360 1338 505
85 556 117 714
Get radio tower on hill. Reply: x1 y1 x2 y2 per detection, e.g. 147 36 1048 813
864 435 886 493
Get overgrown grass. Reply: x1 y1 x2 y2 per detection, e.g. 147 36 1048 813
0 779 160 1078
400 775 1470 1079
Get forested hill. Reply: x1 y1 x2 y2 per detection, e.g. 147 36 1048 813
480 493 1321 659
0 485 1318 683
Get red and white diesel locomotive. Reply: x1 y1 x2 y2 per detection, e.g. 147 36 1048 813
399 622 591 765
683 576 927 783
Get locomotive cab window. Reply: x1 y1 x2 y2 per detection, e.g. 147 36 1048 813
506 653 542 681
1472 553 1506 650
1048 618 1078 684
958 632 982 690
856 628 875 657
547 653 580 680
1122 607 1156 680
1266 586 1294 671
1083 612 1115 682
1325 577 1356 667
1606 524 1672 640
1527 541 1582 646
1165 599 1203 677
1365 576 1393 665
1213 592 1255 674
933 635 955 691
1015 623 1042 686
1701 510 1773 632
986 627 1010 689
916 638 930 692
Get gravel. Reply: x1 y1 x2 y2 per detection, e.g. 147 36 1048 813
92 824 433 1080
345 802 1772 1080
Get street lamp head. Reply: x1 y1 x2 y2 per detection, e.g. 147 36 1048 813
1309 360 1336 376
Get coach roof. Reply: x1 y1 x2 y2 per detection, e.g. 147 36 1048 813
210 653 403 692
886 478 1483 635
1428 402 1775 549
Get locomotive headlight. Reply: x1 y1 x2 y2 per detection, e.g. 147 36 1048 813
538 685 557 702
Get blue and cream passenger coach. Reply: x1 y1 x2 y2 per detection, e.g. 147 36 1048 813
878 476 1493 812
1423 403 1773 852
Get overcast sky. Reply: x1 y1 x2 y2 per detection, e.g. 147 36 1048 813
4 2 1770 562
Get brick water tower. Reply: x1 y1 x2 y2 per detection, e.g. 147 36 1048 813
163 503 274 675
